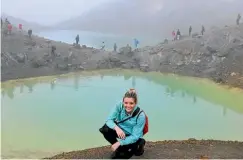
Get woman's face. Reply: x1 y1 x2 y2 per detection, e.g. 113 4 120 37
123 97 136 113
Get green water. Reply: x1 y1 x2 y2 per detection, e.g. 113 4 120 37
1 70 243 158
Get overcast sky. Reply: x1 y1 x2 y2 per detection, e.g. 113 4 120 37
1 0 113 25
1 0 237 26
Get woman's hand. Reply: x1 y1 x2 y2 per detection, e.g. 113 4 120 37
114 126 126 139
111 142 120 151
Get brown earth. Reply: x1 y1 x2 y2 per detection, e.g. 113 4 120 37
47 139 243 159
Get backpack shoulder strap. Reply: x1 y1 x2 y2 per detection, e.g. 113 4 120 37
136 110 145 123
116 107 140 124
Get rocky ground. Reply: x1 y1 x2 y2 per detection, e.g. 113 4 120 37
47 139 243 159
1 24 243 89
1 24 243 159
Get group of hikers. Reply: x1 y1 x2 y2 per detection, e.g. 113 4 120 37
1 18 33 39
75 34 106 50
1 18 22 34
74 34 139 52
112 39 138 52
1 18 14 35
171 13 241 41
172 25 205 41
73 13 241 53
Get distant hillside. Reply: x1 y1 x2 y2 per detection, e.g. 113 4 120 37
53 0 243 37
1 13 51 31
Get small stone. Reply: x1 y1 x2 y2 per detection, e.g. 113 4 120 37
78 65 84 70
188 138 197 141
230 72 237 76
44 53 49 56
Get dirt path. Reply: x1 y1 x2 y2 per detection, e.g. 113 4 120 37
47 140 243 159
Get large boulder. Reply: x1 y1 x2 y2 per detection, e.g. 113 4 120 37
97 56 127 69
120 61 136 69
206 46 217 54
24 40 36 46
31 57 46 68
54 57 64 64
74 44 81 49
216 46 236 57
57 63 69 71
71 59 84 70
232 38 241 44
16 53 25 63
238 43 243 49
43 54 53 63
139 63 150 72
119 45 133 56
53 57 69 70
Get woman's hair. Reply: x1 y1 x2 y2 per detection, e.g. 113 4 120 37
123 88 138 104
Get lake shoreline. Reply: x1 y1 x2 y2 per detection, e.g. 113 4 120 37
2 24 243 90
47 139 243 159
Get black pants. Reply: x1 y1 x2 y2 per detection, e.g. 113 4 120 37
101 125 145 159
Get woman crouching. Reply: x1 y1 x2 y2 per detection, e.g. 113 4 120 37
99 89 148 159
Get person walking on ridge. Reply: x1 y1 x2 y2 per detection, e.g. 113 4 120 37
237 13 241 25
114 43 117 52
75 34 79 45
7 23 12 35
134 38 139 51
201 25 205 35
101 42 105 50
172 30 176 41
189 26 192 36
176 29 181 40
28 29 32 39
19 24 23 32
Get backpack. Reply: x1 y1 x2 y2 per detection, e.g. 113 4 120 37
115 106 149 135
136 110 149 135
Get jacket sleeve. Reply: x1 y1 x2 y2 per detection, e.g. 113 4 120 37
105 101 122 129
118 112 146 146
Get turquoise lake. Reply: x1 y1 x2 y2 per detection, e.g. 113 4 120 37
1 70 243 158
35 30 162 50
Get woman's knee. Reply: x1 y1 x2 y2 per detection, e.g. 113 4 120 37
99 124 116 135
137 138 145 144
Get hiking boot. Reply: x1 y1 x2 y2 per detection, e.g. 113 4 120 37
110 151 131 159
110 151 119 159
134 138 145 156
